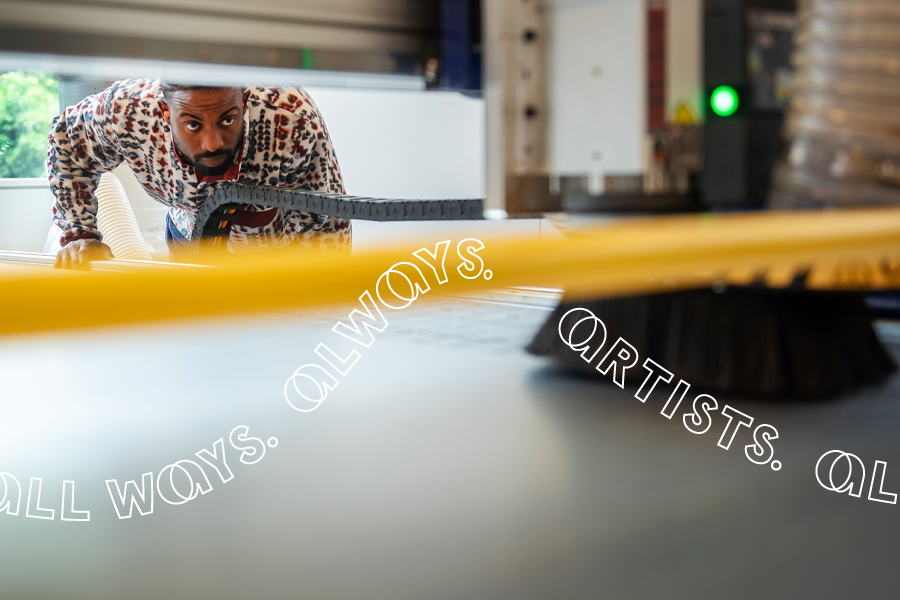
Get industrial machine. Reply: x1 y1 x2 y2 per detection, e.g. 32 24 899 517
482 0 799 214
2 1 900 599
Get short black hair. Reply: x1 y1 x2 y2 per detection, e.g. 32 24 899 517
159 82 243 99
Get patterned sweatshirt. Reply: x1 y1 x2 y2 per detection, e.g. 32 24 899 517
47 79 351 253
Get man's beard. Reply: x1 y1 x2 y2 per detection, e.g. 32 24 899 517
174 139 239 177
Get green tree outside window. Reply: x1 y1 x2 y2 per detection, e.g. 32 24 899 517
0 71 59 179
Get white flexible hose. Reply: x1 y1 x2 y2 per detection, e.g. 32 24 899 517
95 172 152 261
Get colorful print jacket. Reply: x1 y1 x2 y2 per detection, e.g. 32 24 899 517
47 79 351 252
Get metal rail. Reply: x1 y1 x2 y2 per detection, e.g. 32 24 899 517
0 250 204 271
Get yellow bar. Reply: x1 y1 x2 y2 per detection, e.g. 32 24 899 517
3 207 900 338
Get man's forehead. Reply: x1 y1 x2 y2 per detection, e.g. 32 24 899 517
169 88 243 113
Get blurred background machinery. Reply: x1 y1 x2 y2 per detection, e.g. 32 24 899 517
0 0 805 221
0 0 441 76
483 0 800 215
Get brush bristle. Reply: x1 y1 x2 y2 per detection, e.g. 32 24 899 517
526 288 897 398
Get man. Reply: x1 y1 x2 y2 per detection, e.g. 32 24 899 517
48 80 351 268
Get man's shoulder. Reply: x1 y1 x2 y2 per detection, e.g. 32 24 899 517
108 79 162 99
96 80 164 133
248 86 319 119
67 79 160 119
79 79 161 110
58 79 161 136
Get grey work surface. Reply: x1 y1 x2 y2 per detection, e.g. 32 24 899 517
1 298 899 599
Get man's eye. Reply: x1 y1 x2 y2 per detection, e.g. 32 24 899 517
221 117 236 126
184 122 200 132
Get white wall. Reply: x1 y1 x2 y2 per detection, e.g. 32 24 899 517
307 87 485 200
308 87 491 249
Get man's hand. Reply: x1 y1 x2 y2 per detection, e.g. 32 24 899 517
54 239 114 270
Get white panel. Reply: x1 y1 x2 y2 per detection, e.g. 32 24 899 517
350 218 542 252
307 88 485 201
548 0 646 180
667 0 703 122
0 179 54 252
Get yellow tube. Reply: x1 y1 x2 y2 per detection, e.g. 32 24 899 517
95 173 153 261
4 206 900 338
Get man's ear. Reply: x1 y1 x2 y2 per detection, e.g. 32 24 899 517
159 99 170 122
242 88 251 108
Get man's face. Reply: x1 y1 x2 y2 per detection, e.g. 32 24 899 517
161 88 248 177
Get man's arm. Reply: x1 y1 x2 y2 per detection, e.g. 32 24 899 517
47 83 127 267
282 92 352 252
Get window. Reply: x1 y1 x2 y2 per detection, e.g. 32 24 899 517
0 71 58 179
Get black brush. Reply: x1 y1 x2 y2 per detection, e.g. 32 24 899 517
526 287 897 398
527 0 900 399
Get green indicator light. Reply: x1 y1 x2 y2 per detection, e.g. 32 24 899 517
711 86 739 117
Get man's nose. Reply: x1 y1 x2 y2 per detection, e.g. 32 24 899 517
200 129 224 153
